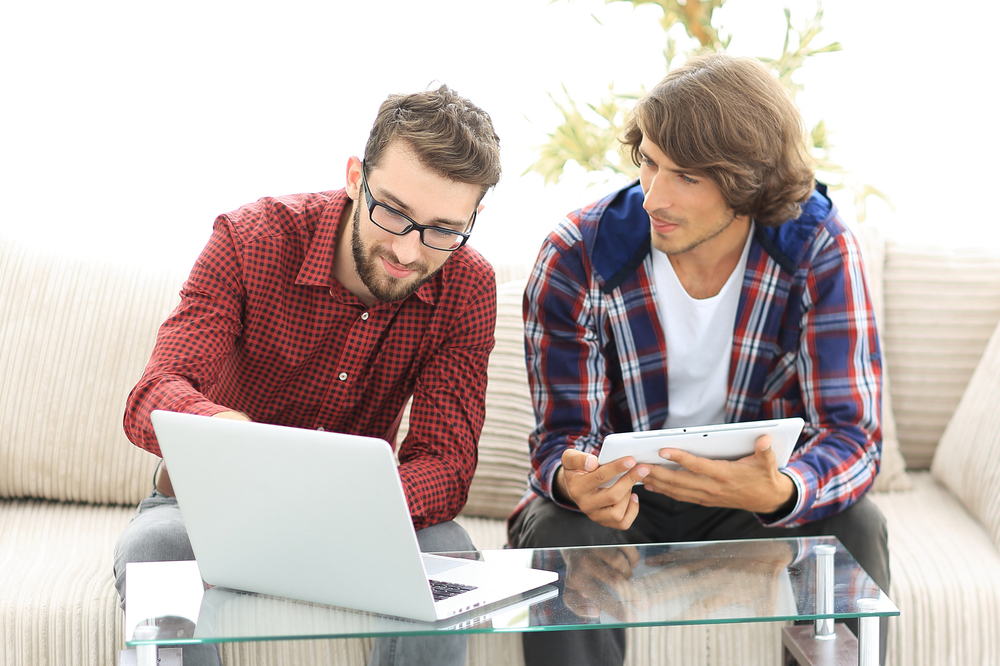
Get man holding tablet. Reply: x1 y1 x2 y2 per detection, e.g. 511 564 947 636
508 53 889 665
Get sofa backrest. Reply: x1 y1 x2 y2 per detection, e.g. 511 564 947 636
0 237 180 506
880 242 1000 468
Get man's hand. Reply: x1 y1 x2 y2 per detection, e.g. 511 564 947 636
155 410 251 497
554 449 649 530
561 546 640 620
640 435 797 515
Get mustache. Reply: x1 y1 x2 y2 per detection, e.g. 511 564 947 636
372 246 427 274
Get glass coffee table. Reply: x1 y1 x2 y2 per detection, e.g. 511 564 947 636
125 536 897 666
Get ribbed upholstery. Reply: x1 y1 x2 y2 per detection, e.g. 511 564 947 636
0 239 172 506
0 499 133 666
871 472 1000 666
931 318 1000 550
882 242 1000 468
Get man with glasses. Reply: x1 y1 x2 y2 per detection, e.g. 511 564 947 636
115 85 501 666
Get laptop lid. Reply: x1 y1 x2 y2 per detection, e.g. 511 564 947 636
150 410 556 622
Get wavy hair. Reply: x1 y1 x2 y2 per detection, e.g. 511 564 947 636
364 85 501 201
622 53 815 226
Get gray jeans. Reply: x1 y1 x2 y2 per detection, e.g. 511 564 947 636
114 489 473 666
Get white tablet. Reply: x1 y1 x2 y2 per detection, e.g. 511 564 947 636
596 417 804 487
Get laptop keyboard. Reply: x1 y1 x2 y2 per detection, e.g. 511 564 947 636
429 579 478 601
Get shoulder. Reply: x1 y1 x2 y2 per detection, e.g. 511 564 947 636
755 185 851 274
537 181 650 291
217 191 342 248
421 243 496 310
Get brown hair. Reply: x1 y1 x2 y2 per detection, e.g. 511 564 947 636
622 53 815 227
364 84 501 201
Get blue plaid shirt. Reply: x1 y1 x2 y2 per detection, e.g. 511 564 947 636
516 182 882 528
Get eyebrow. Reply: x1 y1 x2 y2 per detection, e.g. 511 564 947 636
374 186 471 230
639 145 700 177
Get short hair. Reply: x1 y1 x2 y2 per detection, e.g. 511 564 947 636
622 53 815 227
364 85 501 201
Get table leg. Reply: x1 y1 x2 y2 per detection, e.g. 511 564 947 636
813 544 836 639
136 643 159 666
856 598 879 666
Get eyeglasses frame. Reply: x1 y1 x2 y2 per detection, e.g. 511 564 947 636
359 161 475 252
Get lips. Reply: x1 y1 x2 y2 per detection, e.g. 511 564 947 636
379 255 416 279
649 215 680 234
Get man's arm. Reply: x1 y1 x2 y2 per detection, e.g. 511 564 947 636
124 219 247 456
641 228 882 526
769 228 883 525
524 228 648 528
395 270 496 530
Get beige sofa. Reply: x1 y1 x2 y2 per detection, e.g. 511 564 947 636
2 224 999 666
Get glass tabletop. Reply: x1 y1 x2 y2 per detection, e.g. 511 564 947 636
126 536 897 647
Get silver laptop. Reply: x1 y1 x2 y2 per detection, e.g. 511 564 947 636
150 410 557 623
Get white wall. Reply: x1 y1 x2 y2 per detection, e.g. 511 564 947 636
1 0 996 273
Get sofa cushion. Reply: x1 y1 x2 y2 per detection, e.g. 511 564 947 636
0 499 133 665
931 317 1000 550
870 472 1000 666
851 223 911 492
882 242 1000 468
0 238 179 506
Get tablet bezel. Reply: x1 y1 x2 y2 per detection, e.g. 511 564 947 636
595 417 805 487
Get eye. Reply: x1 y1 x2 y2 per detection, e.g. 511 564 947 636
680 173 699 185
426 228 459 241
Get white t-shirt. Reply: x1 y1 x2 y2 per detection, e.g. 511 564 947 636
650 226 754 429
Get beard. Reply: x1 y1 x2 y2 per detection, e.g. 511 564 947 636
350 203 439 303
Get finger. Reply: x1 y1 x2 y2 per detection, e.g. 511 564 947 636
562 448 599 472
598 545 640 577
754 434 776 466
591 492 640 530
580 456 638 494
658 448 714 475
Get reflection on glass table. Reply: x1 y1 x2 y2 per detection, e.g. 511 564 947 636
126 536 897 663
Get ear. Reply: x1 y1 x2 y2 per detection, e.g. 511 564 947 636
345 156 363 200
476 203 485 215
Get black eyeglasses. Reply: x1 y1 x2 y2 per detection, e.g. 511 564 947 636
360 162 474 251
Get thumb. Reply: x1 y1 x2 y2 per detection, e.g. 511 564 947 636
754 434 774 458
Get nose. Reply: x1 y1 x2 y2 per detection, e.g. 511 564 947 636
642 172 672 214
391 228 425 266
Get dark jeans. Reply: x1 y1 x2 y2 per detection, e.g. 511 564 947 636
509 488 890 666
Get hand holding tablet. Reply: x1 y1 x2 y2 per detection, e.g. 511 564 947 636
596 418 804 488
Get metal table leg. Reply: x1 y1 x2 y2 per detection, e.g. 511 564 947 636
856 598 880 666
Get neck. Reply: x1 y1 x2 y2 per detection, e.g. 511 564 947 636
668 216 752 300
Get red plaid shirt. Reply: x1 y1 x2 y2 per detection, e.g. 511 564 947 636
124 189 497 528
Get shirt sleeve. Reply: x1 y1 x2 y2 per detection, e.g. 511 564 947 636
396 269 497 530
123 218 246 456
523 227 611 510
765 229 883 527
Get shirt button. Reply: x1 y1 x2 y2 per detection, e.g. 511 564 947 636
361 312 369 321
339 372 348 381
317 426 325 431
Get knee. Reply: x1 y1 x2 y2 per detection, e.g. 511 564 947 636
510 498 624 549
114 502 195 571
415 520 475 553
825 496 890 589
